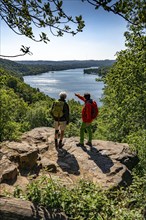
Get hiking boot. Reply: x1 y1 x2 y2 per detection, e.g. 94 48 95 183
86 141 92 147
76 143 84 147
58 140 64 149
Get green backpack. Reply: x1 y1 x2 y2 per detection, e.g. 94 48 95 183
51 100 64 118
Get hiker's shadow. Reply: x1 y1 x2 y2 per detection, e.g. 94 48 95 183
56 149 80 175
80 145 114 174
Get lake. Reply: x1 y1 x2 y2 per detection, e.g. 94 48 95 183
23 68 104 106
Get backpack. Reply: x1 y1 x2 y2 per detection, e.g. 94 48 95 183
91 100 98 120
51 100 64 118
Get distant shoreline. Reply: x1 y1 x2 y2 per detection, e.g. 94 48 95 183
0 58 115 76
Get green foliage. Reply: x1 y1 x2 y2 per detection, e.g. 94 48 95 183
26 101 53 129
64 99 82 138
68 99 82 124
105 174 146 220
0 58 59 75
95 18 146 178
13 177 108 219
0 69 53 141
126 130 146 175
62 181 107 219
91 0 145 26
65 122 80 138
0 0 85 43
13 175 146 220
100 34 146 142
84 65 114 79
0 88 29 141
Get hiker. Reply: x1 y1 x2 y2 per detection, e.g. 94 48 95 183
75 93 98 147
50 91 69 149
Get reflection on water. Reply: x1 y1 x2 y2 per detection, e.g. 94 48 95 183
23 68 104 106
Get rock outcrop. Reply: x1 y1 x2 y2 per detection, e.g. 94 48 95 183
0 127 139 219
0 197 67 220
0 127 139 194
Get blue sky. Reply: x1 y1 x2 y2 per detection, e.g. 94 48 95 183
0 0 127 61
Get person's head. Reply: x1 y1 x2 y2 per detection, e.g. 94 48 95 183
59 91 67 100
84 93 90 100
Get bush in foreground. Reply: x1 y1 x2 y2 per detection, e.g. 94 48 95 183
13 175 146 220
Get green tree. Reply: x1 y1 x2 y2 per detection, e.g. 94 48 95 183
0 88 29 141
0 0 85 44
26 101 53 129
101 43 146 141
98 17 146 172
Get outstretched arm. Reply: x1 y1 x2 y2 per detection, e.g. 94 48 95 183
75 93 85 102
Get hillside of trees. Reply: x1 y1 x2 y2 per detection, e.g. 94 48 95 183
0 58 115 76
84 66 111 80
0 58 51 76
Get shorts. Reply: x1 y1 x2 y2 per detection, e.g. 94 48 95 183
54 121 67 131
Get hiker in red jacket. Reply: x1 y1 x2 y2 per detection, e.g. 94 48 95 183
75 92 94 147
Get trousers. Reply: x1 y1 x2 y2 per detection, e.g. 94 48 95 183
80 122 92 144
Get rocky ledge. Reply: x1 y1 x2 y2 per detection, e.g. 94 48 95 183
0 127 139 194
0 127 139 219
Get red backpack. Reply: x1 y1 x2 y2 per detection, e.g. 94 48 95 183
91 100 98 120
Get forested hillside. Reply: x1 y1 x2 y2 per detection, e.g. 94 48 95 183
0 58 115 76
17 59 115 68
84 66 111 79
0 68 49 141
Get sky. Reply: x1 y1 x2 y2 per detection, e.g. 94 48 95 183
0 0 127 61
